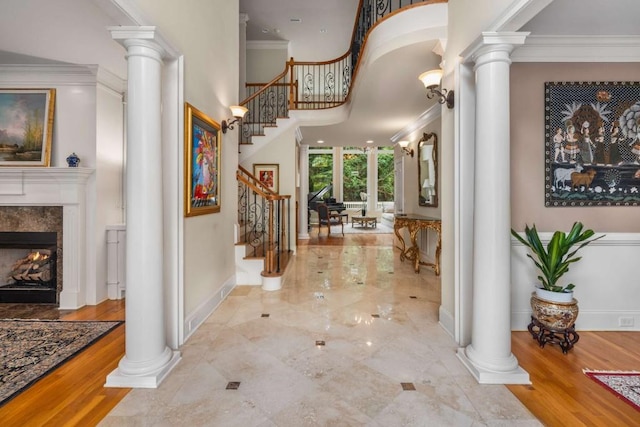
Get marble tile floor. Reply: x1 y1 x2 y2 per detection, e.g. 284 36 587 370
100 245 541 426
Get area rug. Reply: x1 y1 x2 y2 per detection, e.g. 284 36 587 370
0 319 124 407
584 369 640 411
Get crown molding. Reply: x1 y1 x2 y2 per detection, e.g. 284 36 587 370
390 103 442 144
512 35 640 62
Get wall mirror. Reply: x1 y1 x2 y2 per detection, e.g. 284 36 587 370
418 132 438 207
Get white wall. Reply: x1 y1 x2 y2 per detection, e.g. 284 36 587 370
133 0 241 318
240 126 298 252
0 0 127 79
246 42 289 83
443 0 525 341
0 64 125 306
511 233 640 331
94 83 125 303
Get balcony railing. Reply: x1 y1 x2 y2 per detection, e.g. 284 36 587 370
238 0 443 145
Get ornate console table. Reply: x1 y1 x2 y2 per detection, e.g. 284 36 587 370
393 214 441 275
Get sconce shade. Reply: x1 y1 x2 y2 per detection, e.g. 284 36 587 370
229 105 248 119
419 69 443 89
222 105 249 134
397 140 414 158
419 69 454 109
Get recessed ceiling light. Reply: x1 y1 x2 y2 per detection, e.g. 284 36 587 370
290 18 302 23
261 28 269 33
317 140 324 144
366 140 373 144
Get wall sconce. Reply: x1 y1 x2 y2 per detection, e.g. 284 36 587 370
398 140 414 157
418 69 454 109
221 105 248 133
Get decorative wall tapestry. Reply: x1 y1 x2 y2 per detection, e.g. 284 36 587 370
545 82 640 206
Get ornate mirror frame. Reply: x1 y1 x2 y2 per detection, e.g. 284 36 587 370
418 132 438 207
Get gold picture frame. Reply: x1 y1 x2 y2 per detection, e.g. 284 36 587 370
0 88 55 166
184 102 221 216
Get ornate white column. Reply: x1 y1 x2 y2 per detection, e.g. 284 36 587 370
457 32 530 384
298 144 310 239
106 27 181 388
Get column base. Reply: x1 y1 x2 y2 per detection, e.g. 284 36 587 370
456 348 530 384
105 350 181 389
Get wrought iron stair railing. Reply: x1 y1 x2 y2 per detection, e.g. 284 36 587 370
236 165 292 277
237 0 442 145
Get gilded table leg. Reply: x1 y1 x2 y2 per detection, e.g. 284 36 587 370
394 222 408 261
408 225 421 273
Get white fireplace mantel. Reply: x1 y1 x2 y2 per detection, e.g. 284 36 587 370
0 167 95 309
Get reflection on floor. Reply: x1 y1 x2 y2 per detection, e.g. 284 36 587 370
0 303 71 320
101 244 540 426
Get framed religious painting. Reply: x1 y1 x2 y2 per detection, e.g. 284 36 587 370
184 102 221 216
0 89 55 166
254 163 279 193
545 81 640 206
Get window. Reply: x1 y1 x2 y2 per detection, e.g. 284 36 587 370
377 147 394 202
308 149 333 192
343 147 367 202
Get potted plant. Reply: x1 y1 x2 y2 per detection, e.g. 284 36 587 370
511 221 603 303
512 222 604 343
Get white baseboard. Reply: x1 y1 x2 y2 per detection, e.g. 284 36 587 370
183 275 235 341
439 305 455 339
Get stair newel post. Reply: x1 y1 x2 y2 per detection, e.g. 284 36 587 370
288 57 295 110
265 197 276 274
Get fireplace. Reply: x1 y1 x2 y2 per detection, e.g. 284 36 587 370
0 167 93 309
0 232 58 303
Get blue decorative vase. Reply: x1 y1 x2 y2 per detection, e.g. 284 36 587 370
66 152 80 167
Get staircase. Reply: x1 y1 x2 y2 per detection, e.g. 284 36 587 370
235 166 292 290
234 0 442 284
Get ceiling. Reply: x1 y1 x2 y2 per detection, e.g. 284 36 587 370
239 0 640 149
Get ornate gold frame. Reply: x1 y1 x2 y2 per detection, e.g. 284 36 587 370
0 88 55 167
184 102 222 216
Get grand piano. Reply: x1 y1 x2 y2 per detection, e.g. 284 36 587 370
307 183 346 230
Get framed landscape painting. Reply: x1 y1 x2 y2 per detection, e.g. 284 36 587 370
545 81 640 206
184 102 221 216
254 163 279 193
0 89 55 166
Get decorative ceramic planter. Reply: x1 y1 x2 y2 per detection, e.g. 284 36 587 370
530 292 579 330
535 287 574 303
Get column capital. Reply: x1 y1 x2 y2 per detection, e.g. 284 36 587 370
239 13 250 25
109 26 178 60
462 31 529 65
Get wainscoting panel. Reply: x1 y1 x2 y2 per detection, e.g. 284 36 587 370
511 233 640 331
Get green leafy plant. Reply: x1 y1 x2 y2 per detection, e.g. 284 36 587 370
511 222 603 293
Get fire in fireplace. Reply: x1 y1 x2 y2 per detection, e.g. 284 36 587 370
0 232 58 303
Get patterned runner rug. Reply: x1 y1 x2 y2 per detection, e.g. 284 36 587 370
0 319 123 406
584 369 640 411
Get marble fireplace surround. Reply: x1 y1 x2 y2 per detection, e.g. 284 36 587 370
0 167 94 309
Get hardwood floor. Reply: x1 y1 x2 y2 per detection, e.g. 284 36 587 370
0 300 128 427
509 330 640 426
1 233 638 426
